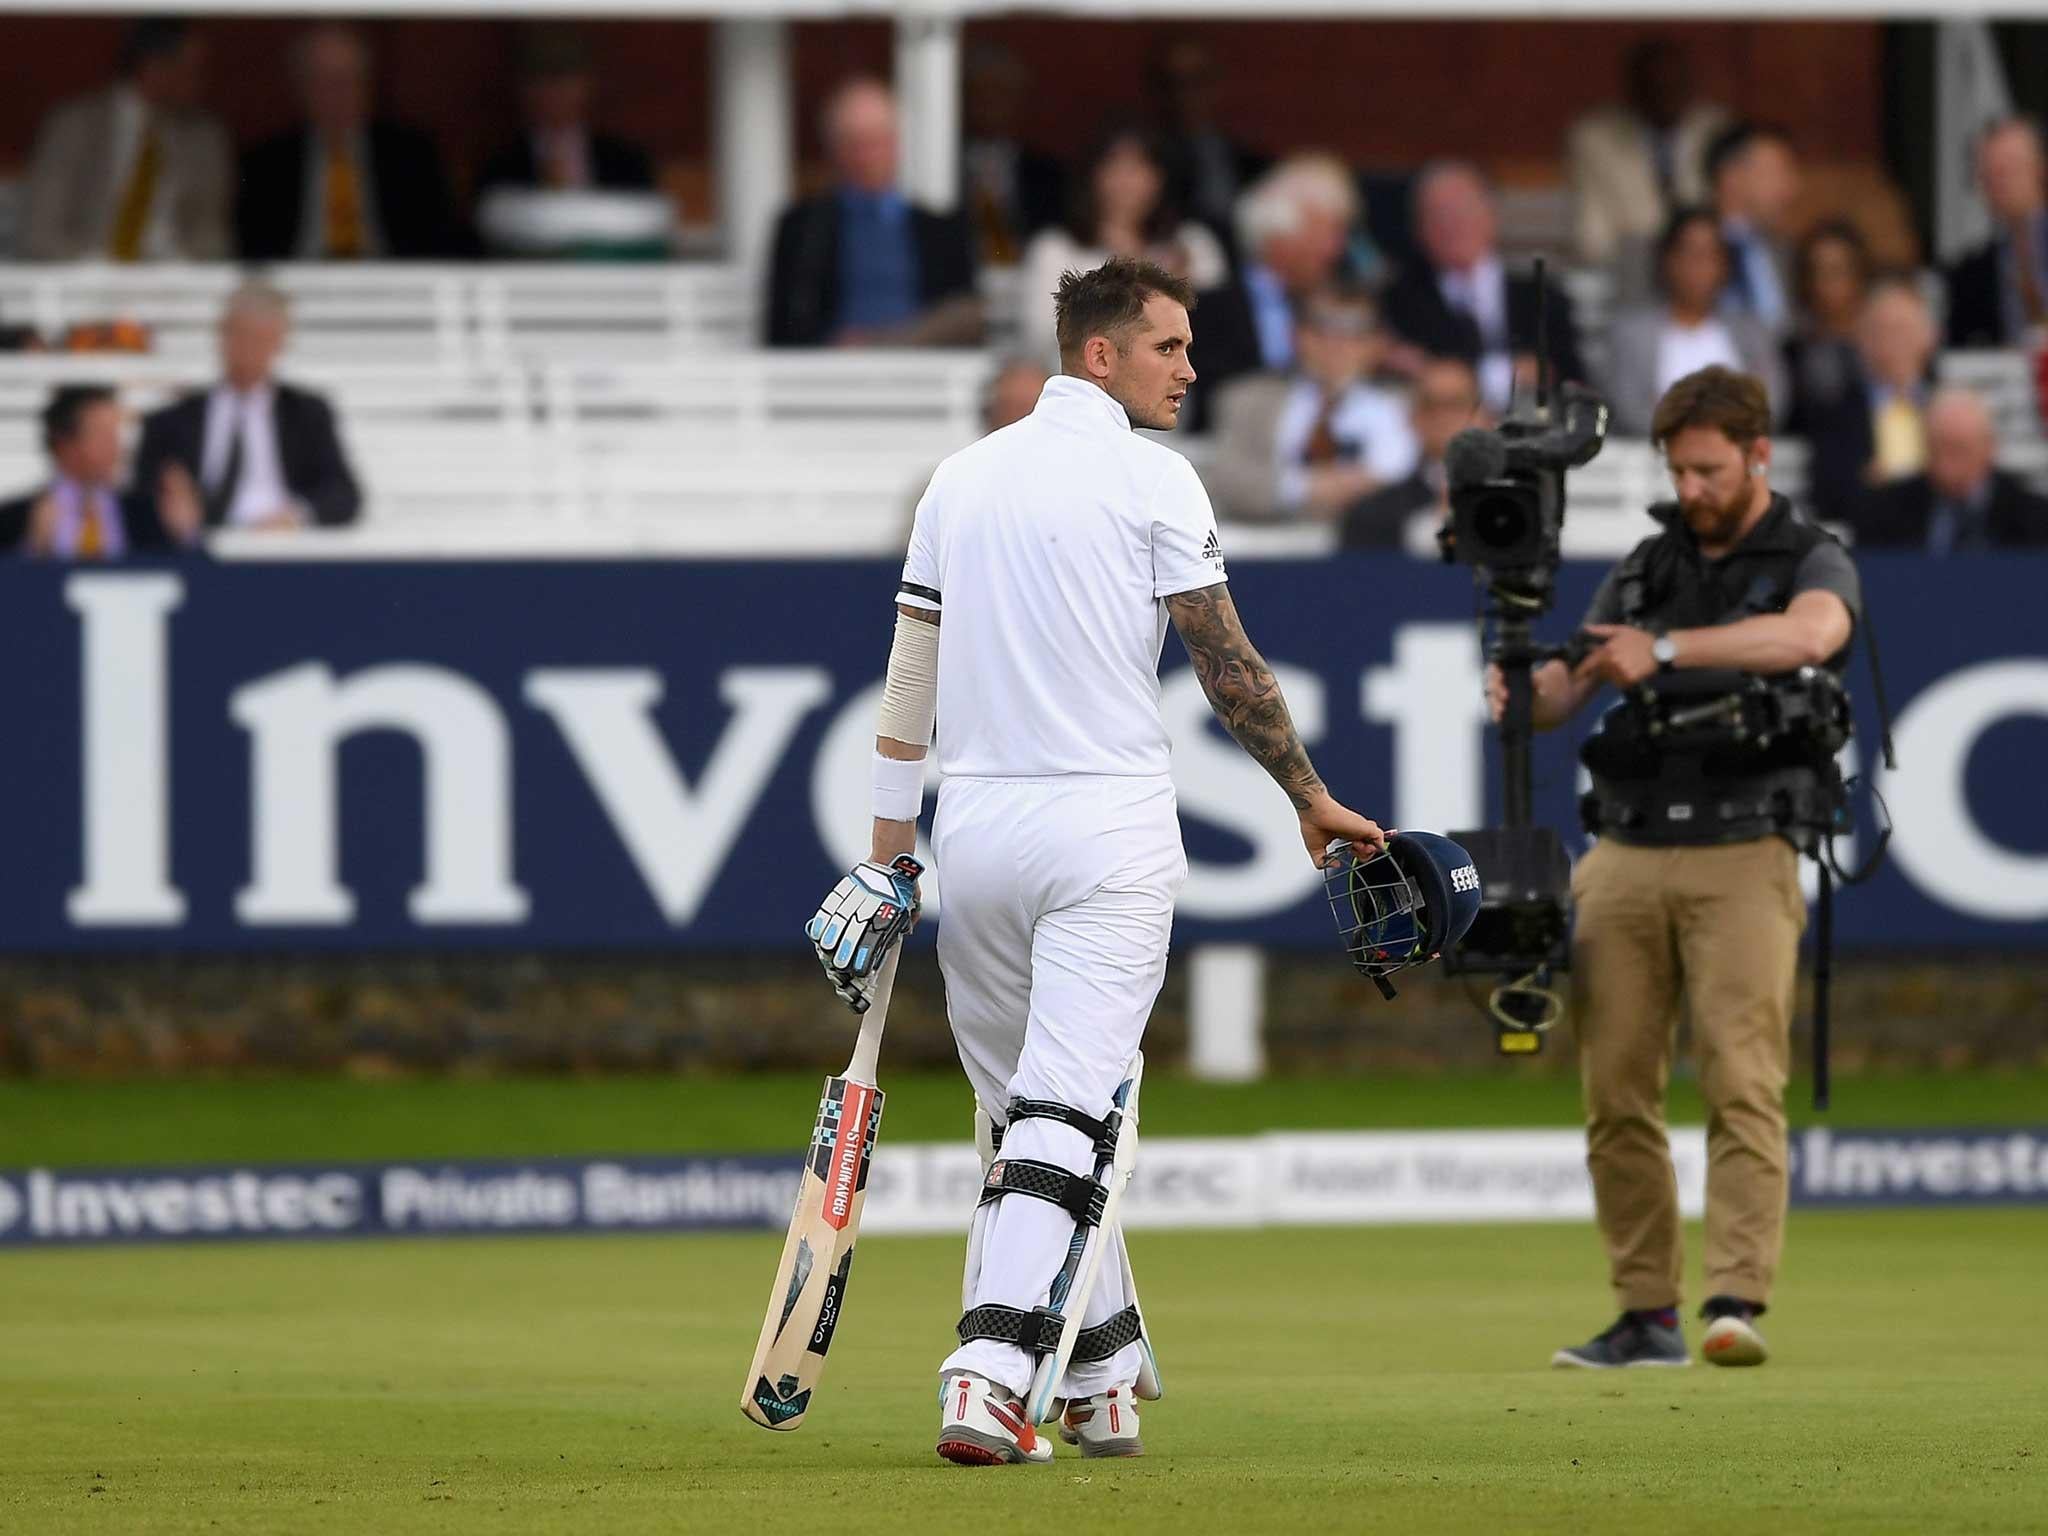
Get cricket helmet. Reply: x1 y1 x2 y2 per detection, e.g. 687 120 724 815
1323 830 1481 997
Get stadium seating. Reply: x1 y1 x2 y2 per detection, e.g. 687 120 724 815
0 263 2038 559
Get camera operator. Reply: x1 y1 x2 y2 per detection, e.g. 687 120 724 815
1486 365 1860 1373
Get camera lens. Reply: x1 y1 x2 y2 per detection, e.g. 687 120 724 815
1471 491 1529 550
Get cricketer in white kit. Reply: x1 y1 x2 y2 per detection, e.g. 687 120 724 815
806 257 1388 1466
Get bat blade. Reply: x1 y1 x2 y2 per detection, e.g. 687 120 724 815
739 1072 885 1431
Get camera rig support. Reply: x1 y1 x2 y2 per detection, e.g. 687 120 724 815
1437 256 1603 1054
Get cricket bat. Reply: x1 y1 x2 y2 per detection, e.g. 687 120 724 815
739 948 900 1431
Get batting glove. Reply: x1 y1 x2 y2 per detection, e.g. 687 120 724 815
806 855 924 1013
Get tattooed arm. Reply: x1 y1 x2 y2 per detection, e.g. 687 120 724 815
1166 582 1387 865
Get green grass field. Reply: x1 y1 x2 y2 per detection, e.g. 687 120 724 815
2 1072 2044 1534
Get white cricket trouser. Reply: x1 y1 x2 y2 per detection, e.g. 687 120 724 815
931 773 1185 1399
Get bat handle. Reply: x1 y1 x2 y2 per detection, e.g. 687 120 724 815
844 948 899 1084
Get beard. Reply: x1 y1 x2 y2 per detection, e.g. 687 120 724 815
1679 482 1755 544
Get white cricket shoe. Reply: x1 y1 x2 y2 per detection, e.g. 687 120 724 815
936 1372 1054 1466
1058 1384 1144 1459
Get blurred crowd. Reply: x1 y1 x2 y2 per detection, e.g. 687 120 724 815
4 22 2047 559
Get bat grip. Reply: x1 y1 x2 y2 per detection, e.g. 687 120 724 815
844 948 899 1084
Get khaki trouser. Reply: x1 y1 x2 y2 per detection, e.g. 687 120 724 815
1570 837 1806 1312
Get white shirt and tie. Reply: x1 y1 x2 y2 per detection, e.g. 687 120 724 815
202 385 301 526
1437 254 1516 411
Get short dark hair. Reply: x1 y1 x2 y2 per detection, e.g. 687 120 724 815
43 385 118 452
1793 217 1872 313
1065 120 1177 247
119 18 191 77
1649 366 1771 450
1654 204 1724 281
1053 257 1196 364
1704 121 1795 188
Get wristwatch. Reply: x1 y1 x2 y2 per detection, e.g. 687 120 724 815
1652 634 1679 672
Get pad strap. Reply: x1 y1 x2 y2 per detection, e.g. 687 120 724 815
955 1303 1143 1363
979 1158 1108 1226
1006 1096 1116 1156
957 1303 1065 1355
1072 1305 1142 1363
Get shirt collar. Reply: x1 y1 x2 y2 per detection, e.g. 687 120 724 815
216 380 275 408
1035 374 1131 432
839 184 908 222
1943 474 1994 513
54 474 113 505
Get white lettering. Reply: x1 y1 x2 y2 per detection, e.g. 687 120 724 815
380 1167 576 1229
66 574 186 924
1362 624 1486 834
529 667 829 925
1881 661 2048 920
231 664 529 925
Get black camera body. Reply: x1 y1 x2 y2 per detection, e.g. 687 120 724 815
1445 384 1610 610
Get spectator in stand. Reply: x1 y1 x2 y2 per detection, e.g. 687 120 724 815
133 281 362 532
23 18 230 262
1854 387 2048 553
1018 123 1228 368
1340 355 1484 551
238 24 465 260
0 385 200 558
1566 38 1729 270
1783 220 1873 434
1604 206 1784 436
1708 122 1803 336
476 25 656 196
1204 283 1417 524
1944 116 2048 349
981 357 1050 435
1381 160 1586 415
1189 157 1355 429
1800 276 1939 523
960 44 1065 267
1148 37 1264 251
766 78 980 348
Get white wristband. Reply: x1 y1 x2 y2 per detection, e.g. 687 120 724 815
872 750 926 822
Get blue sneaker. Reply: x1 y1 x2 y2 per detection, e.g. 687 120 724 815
1552 1308 1691 1369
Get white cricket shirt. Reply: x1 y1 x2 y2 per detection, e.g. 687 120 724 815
899 374 1227 780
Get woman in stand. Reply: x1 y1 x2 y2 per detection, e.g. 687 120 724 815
1782 219 1873 432
1604 205 1785 435
1018 123 1229 369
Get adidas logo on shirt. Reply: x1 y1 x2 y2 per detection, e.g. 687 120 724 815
1201 529 1223 565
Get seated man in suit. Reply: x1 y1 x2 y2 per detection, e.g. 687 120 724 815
237 23 464 260
1342 355 1485 550
133 282 362 531
1204 283 1417 523
1189 157 1355 431
1 385 200 558
766 78 980 348
23 18 230 261
477 25 656 197
1943 116 2048 348
1708 122 1803 336
1854 387 2048 553
1381 160 1586 415
1800 276 1938 523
